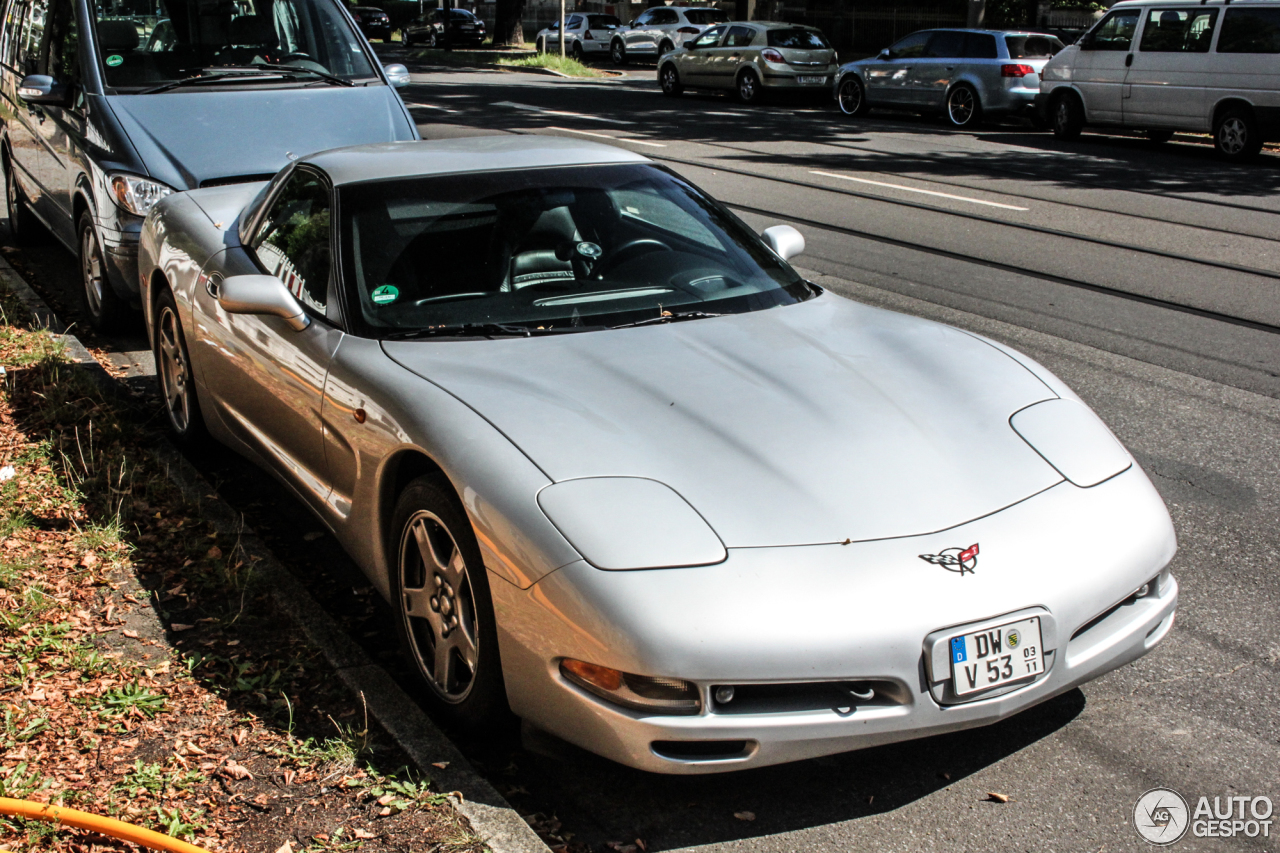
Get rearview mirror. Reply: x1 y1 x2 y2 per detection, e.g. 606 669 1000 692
878 48 892 60
762 225 805 261
17 74 69 106
218 275 311 331
383 63 410 87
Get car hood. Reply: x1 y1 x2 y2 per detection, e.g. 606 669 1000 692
383 295 1065 548
105 86 416 191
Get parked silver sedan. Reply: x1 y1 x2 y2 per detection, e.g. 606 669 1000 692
140 137 1176 774
835 29 1065 127
660 22 837 103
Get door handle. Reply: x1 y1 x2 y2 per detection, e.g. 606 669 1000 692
945 66 954 70
1125 53 1133 67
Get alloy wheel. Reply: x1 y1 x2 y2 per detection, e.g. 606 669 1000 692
156 304 192 434
838 78 862 115
661 65 681 95
398 510 480 702
1218 117 1247 156
81 224 105 320
738 71 757 103
948 86 975 126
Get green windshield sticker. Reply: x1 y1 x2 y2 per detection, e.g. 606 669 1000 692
106 55 123 67
371 284 399 305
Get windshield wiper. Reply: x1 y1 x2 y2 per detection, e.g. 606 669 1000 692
139 66 353 94
609 310 723 330
383 322 537 340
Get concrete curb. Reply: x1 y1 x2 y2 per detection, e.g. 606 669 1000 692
0 255 550 853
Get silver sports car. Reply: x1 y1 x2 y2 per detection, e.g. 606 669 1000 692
139 137 1178 774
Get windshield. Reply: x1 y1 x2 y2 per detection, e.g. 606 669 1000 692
93 0 377 91
767 28 830 49
447 9 476 19
684 9 727 25
1004 34 1065 57
587 14 621 28
339 164 814 336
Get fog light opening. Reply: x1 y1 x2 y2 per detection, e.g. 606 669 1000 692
560 659 701 715
713 685 735 705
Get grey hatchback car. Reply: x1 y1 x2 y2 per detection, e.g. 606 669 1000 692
834 29 1065 127
0 0 415 331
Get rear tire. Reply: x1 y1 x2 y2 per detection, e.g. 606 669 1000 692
610 39 626 65
391 477 508 732
837 75 868 117
571 41 583 62
660 62 682 96
153 287 208 449
5 162 41 244
945 83 981 128
659 38 673 56
736 68 761 104
1214 107 1262 163
536 37 545 54
1050 91 1084 140
79 211 130 333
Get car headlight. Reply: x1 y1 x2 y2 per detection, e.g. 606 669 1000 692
1010 398 1131 487
110 173 175 216
561 659 701 715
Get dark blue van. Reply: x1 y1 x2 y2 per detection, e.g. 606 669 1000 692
0 0 416 329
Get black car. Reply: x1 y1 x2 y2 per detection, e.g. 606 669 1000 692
349 5 391 40
405 8 486 47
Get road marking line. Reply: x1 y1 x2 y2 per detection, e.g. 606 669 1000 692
809 171 1029 211
546 126 666 147
493 100 635 125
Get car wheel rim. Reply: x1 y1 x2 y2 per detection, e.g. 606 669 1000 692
662 67 675 91
157 305 191 433
81 225 104 318
6 175 17 225
740 74 755 100
399 510 480 703
612 43 622 61
839 79 861 114
1220 117 1247 155
949 88 973 125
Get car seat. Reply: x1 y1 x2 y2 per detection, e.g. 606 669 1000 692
215 15 280 64
509 206 580 288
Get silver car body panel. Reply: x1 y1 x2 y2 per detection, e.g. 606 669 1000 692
138 137 1178 773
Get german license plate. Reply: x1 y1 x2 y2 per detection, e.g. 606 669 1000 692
797 75 826 85
461 24 474 29
949 616 1043 696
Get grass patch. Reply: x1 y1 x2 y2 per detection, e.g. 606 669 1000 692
498 51 604 77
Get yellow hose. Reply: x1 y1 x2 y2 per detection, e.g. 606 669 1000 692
0 797 212 853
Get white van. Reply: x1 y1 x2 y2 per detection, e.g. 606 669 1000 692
1036 0 1280 161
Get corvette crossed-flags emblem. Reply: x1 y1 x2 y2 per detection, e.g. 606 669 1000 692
918 543 980 575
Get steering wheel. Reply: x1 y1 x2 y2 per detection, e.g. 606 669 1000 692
594 239 672 277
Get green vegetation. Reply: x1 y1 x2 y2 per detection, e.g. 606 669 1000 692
499 51 604 77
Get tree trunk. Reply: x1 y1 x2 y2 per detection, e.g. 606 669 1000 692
494 0 526 47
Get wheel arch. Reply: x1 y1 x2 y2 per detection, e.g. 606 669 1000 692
1049 85 1086 121
378 448 468 584
1211 96 1255 130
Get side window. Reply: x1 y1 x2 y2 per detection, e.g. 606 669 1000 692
567 15 582 28
925 30 966 58
633 11 651 26
20 0 45 74
656 9 677 25
693 25 724 48
724 25 753 48
1085 9 1141 51
1 0 29 67
253 172 333 314
963 32 997 58
888 31 930 59
1217 7 1280 53
1139 8 1217 52
41 0 77 88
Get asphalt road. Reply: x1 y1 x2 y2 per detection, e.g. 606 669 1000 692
4 49 1279 852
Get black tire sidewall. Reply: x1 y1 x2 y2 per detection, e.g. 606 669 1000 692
947 84 980 128
660 63 681 95
1052 92 1083 139
78 211 129 332
838 76 865 116
389 477 508 730
153 287 208 448
611 40 625 64
737 69 759 103
1215 109 1262 162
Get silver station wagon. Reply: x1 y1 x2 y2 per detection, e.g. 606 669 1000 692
660 22 837 104
835 28 1065 127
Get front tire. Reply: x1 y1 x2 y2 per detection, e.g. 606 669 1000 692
1214 107 1262 162
153 287 207 448
1051 91 1084 140
945 83 981 128
610 39 626 65
658 38 673 56
571 41 583 62
427 29 437 48
660 63 682 96
837 75 868 117
736 68 761 104
79 212 129 333
6 163 41 244
536 37 545 54
391 477 507 730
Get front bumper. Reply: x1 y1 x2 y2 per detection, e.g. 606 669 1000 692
492 464 1177 773
98 209 144 301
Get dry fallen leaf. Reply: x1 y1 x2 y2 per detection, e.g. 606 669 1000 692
431 761 450 769
121 629 139 639
170 623 194 632
353 829 376 840
275 842 293 853
79 552 99 568
986 792 1010 803
222 761 254 780
207 545 223 559
733 811 756 822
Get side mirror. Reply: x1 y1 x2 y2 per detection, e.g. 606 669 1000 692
878 48 892 60
683 39 696 49
762 224 804 261
219 275 311 331
1078 33 1094 50
383 62 410 87
17 74 69 106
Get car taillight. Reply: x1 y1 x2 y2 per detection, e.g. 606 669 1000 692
1001 63 1035 77
583 29 592 38
677 25 699 33
761 47 786 63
